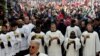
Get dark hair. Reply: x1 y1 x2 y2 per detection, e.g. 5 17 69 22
2 24 7 28
86 23 93 28
10 21 18 27
50 22 57 27
71 19 76 24
94 18 100 21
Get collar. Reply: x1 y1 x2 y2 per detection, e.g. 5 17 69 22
36 52 40 56
51 30 57 32
70 24 75 27
87 30 94 33
18 25 23 28
30 52 40 56
0 31 7 34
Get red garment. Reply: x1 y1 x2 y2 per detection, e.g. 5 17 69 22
57 12 64 20
64 17 71 26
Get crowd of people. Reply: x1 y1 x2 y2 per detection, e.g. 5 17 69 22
0 2 100 56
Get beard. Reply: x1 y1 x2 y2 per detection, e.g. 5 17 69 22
18 24 23 28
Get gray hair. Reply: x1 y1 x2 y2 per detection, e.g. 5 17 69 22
30 40 40 46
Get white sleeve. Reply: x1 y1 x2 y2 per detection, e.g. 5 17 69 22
16 31 22 42
23 27 28 38
95 32 100 53
1 35 7 47
77 27 82 38
75 38 81 51
59 31 64 45
80 31 86 47
64 38 69 51
45 32 51 46
41 32 46 45
27 33 34 46
23 27 30 38
65 27 68 38
8 33 16 47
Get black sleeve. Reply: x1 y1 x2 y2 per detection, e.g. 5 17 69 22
41 37 45 46
0 42 5 49
8 41 12 47
21 34 25 38
57 39 60 45
79 40 83 56
67 43 70 49
84 39 86 45
49 40 51 46
73 41 76 49
31 36 36 40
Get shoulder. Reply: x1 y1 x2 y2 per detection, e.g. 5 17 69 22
93 31 99 35
75 38 80 41
40 32 45 35
39 53 48 56
23 25 26 28
0 34 6 37
56 30 62 33
30 32 35 36
23 25 29 29
82 31 88 34
24 54 30 56
93 31 98 34
29 23 35 27
46 31 51 34
64 38 69 41
6 32 12 35
66 26 70 29
16 28 20 33
75 26 80 29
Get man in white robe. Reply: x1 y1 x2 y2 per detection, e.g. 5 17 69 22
23 16 35 37
6 21 22 56
16 18 29 56
0 34 6 56
25 40 48 56
0 24 8 56
64 31 81 56
28 26 46 53
45 23 64 56
14 28 22 55
6 30 16 56
65 19 81 38
81 23 100 56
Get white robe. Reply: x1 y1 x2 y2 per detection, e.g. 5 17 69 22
65 26 81 38
45 30 64 56
6 32 16 56
0 34 7 56
14 28 22 54
28 31 46 53
24 53 48 56
64 38 81 56
18 26 29 51
81 31 100 56
23 23 35 37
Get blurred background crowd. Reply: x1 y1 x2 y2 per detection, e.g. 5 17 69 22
0 0 100 56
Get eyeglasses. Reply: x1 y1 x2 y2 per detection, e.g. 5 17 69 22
29 46 35 49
